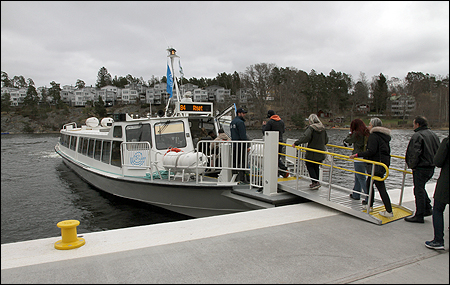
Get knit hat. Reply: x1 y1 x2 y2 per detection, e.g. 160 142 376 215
267 110 275 118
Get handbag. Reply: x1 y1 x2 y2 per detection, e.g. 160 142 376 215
365 138 387 177
366 163 385 177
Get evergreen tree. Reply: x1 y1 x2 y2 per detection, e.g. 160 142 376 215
48 81 63 108
1 93 11 112
371 73 388 114
96 67 112 88
76 79 86 89
1 71 12 88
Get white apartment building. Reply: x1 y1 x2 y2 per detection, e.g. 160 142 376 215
192 88 208 102
388 94 416 117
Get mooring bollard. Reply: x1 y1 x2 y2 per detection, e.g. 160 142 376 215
54 220 85 250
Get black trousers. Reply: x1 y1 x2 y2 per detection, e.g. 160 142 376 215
412 168 434 217
366 177 393 213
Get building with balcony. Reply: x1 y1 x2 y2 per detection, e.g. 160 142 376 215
388 94 416 117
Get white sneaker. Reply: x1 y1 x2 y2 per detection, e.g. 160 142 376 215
379 211 393 218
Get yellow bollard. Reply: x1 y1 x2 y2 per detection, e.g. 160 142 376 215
54 220 85 250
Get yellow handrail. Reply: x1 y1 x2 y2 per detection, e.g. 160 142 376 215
325 143 412 175
280 142 389 181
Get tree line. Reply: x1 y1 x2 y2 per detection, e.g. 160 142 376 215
2 64 449 127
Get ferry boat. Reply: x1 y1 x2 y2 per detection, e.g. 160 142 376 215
54 48 302 218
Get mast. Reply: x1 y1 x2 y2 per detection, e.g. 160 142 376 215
164 47 180 116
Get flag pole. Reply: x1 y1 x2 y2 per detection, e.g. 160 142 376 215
164 47 180 116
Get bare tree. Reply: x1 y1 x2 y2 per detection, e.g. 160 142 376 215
241 63 276 123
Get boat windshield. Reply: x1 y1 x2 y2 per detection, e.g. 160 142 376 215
126 123 152 146
154 121 187 150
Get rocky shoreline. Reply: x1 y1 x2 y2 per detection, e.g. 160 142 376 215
1 107 448 135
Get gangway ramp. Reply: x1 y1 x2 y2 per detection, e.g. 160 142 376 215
277 177 413 225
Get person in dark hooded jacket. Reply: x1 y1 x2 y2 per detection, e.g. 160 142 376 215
425 135 449 250
292 113 328 189
349 117 393 218
404 115 440 223
262 110 288 177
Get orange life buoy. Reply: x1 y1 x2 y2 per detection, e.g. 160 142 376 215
164 147 183 155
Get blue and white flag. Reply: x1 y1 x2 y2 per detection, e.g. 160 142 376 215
166 63 173 98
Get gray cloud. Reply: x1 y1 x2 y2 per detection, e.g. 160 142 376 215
1 1 448 88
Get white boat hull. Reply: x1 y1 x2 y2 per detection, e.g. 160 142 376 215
56 145 264 218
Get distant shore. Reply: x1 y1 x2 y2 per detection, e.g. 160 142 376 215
2 108 448 135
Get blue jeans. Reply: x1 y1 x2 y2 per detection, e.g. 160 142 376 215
432 199 447 244
351 162 367 200
412 168 434 218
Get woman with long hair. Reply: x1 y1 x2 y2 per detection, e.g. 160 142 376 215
292 114 328 189
345 119 370 201
350 117 393 218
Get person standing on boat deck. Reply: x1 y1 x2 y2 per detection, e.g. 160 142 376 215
349 117 393 218
230 108 250 183
404 115 440 223
345 119 370 202
262 110 288 178
425 135 449 250
292 114 328 190
211 128 231 149
210 128 231 167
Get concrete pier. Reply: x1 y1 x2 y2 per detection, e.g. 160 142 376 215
2 183 448 284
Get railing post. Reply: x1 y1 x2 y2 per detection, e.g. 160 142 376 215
398 161 408 206
218 142 233 183
263 131 279 195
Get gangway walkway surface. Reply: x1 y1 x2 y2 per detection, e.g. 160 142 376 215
277 176 413 225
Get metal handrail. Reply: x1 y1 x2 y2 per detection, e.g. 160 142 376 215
62 122 77 129
326 143 413 175
280 142 389 181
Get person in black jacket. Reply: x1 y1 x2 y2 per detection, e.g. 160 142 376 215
230 107 249 182
405 115 440 223
262 110 288 178
349 117 393 218
292 114 328 189
425 135 449 250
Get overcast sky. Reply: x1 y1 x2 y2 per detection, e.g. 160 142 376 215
1 1 449 88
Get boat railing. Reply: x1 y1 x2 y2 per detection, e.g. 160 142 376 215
62 122 77 130
195 140 265 187
121 142 157 179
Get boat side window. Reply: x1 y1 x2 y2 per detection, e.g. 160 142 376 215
70 135 77 151
111 141 122 167
77 137 84 153
101 141 111 164
60 134 66 147
113 126 122 138
94 139 102 160
87 138 95 158
61 134 69 147
125 123 152 146
154 121 186 150
82 137 88 155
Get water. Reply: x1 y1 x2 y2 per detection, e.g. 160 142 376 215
1 129 448 244
1 134 192 244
